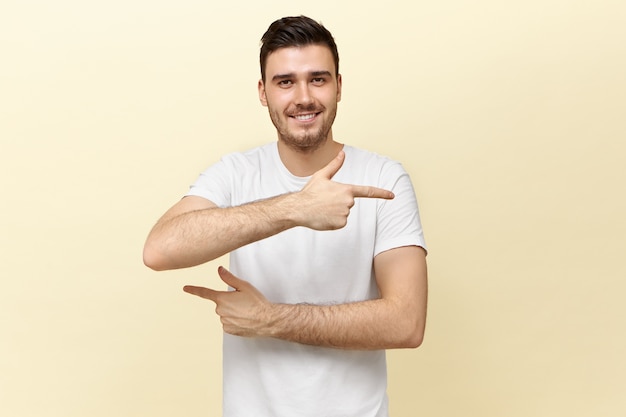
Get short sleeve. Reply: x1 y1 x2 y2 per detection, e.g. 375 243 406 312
374 162 426 256
185 158 233 208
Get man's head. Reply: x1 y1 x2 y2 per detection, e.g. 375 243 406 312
260 16 339 83
258 16 342 154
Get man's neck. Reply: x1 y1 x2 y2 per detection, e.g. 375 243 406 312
277 138 344 177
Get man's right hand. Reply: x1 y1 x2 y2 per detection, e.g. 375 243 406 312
291 150 395 230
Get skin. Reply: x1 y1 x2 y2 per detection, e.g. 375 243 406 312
143 44 428 350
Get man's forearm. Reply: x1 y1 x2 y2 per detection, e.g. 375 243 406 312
144 194 298 270
261 297 424 350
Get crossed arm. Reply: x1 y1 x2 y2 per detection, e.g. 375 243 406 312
143 151 393 270
184 246 427 350
143 151 427 350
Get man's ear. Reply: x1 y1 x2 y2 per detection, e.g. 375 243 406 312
336 74 342 103
258 79 268 107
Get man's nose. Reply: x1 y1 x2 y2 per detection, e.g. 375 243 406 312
294 82 314 106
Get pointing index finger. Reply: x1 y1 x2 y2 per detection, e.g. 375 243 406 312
183 285 220 301
351 185 395 200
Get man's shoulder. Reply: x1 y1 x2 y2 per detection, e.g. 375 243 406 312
223 142 275 157
344 144 401 163
342 145 406 177
218 142 277 167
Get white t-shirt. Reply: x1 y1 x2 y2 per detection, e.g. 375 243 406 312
187 142 426 417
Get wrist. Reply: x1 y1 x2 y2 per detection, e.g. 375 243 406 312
273 192 303 228
258 302 285 338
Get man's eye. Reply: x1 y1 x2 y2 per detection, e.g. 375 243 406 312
278 80 293 86
312 78 325 85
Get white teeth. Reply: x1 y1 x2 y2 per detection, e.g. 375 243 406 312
294 114 315 121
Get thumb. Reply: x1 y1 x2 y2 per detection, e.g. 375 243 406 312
217 266 246 290
316 150 345 180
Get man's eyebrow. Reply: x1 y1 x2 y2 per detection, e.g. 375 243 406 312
271 73 294 82
271 70 333 82
311 70 332 77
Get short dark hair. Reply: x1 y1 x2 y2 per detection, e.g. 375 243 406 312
260 16 339 82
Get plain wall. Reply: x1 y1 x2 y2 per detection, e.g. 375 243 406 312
1 0 625 416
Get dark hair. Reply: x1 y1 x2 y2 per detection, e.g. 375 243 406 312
260 16 339 82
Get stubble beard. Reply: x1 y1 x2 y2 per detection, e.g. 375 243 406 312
269 104 337 154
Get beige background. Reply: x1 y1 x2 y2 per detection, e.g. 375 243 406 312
2 0 625 416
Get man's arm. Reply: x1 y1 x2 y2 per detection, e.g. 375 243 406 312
143 151 394 271
143 194 296 270
184 245 428 350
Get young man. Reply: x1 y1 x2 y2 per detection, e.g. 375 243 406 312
144 16 427 417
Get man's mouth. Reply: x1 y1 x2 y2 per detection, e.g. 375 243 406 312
291 112 319 122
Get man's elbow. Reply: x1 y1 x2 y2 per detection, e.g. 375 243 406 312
396 317 426 349
143 243 171 271
403 329 425 349
143 241 213 271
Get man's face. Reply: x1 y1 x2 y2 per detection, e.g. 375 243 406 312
258 44 342 153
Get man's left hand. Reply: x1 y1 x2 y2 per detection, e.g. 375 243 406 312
184 267 272 337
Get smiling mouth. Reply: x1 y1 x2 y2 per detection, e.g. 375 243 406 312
291 112 320 122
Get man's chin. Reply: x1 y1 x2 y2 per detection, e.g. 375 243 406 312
279 133 327 154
